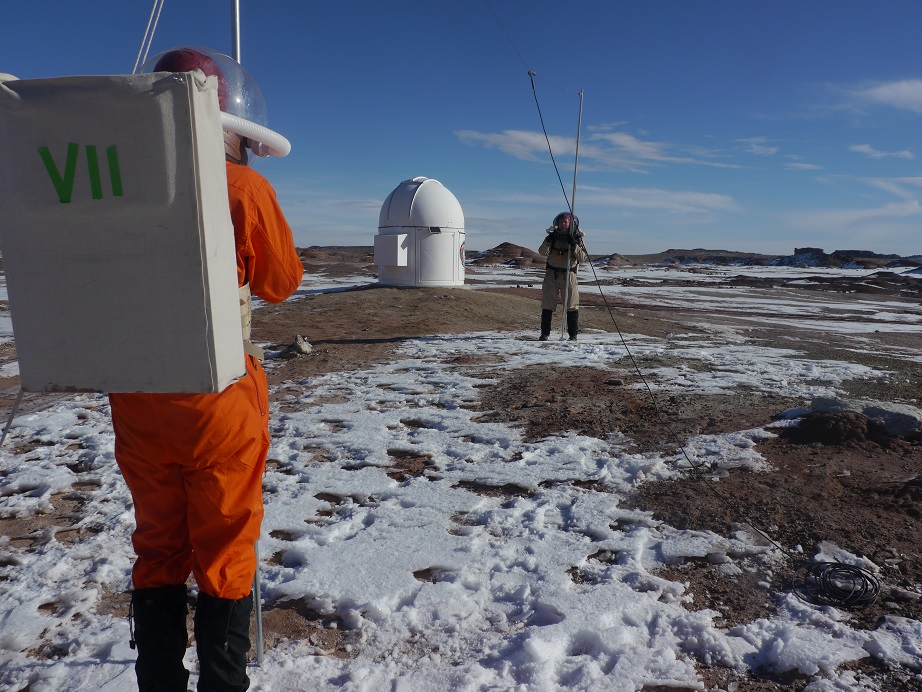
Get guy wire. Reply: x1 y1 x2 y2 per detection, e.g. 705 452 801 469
483 0 876 610
484 0 573 211
582 258 792 557
525 67 879 609
576 253 881 607
483 0 530 72
132 0 166 73
529 72 572 213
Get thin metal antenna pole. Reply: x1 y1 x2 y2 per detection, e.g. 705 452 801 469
0 387 24 448
571 90 584 214
253 538 264 666
231 0 264 665
560 245 571 340
560 90 584 340
232 0 241 63
231 0 263 664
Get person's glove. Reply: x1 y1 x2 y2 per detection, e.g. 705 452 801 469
573 228 584 245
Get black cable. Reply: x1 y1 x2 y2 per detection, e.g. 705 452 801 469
527 57 762 528
793 561 881 609
579 254 793 554
575 244 880 607
493 0 880 608
483 0 531 72
482 0 574 212
529 71 571 213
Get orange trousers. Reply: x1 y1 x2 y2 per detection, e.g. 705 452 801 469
109 355 269 600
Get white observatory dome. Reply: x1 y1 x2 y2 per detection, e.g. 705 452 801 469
374 177 466 287
379 176 464 230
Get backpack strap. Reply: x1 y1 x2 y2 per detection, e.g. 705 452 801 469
239 283 265 360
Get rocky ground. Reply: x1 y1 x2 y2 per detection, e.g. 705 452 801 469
251 251 921 690
1 247 919 690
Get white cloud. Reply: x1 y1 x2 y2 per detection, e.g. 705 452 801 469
864 176 922 200
785 162 824 171
587 121 630 132
456 129 741 173
850 143 914 160
797 200 922 230
595 131 669 160
455 129 571 163
737 137 779 156
852 78 922 113
580 185 738 214
591 131 739 169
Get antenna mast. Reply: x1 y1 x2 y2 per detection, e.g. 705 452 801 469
232 0 241 62
560 89 584 340
571 90 583 214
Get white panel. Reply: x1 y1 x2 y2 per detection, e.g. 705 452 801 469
418 230 460 285
0 72 244 393
374 233 408 267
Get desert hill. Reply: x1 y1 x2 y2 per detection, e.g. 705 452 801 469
302 243 922 270
465 241 543 267
472 244 922 269
621 246 922 269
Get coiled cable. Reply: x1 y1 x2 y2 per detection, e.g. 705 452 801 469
793 561 881 608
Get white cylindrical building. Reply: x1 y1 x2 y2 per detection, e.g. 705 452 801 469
374 176 465 287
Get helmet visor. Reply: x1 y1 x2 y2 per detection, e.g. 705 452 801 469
141 46 268 127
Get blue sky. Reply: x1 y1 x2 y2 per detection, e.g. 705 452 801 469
5 1 922 256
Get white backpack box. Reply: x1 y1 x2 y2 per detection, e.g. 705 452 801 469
0 71 245 393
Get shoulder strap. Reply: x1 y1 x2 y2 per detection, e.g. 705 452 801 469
239 283 265 360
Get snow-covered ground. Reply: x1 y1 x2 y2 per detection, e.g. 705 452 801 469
1 265 921 691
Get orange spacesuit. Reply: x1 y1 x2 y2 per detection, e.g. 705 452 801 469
109 161 303 600
115 46 303 692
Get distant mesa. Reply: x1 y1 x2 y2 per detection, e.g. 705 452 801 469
299 246 374 263
634 248 773 267
298 246 376 276
465 244 922 271
296 243 922 274
468 242 543 267
595 253 633 268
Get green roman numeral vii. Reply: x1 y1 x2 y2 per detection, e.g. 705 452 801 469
38 143 124 203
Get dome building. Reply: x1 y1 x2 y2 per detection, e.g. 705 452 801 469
374 176 466 287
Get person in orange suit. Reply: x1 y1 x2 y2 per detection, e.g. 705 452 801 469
108 47 304 692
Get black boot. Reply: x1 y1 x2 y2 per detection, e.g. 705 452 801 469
539 309 553 341
567 310 579 341
194 591 252 692
130 584 190 692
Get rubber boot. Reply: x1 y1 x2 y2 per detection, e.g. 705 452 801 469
194 591 253 692
130 584 190 692
567 310 579 341
539 309 553 341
